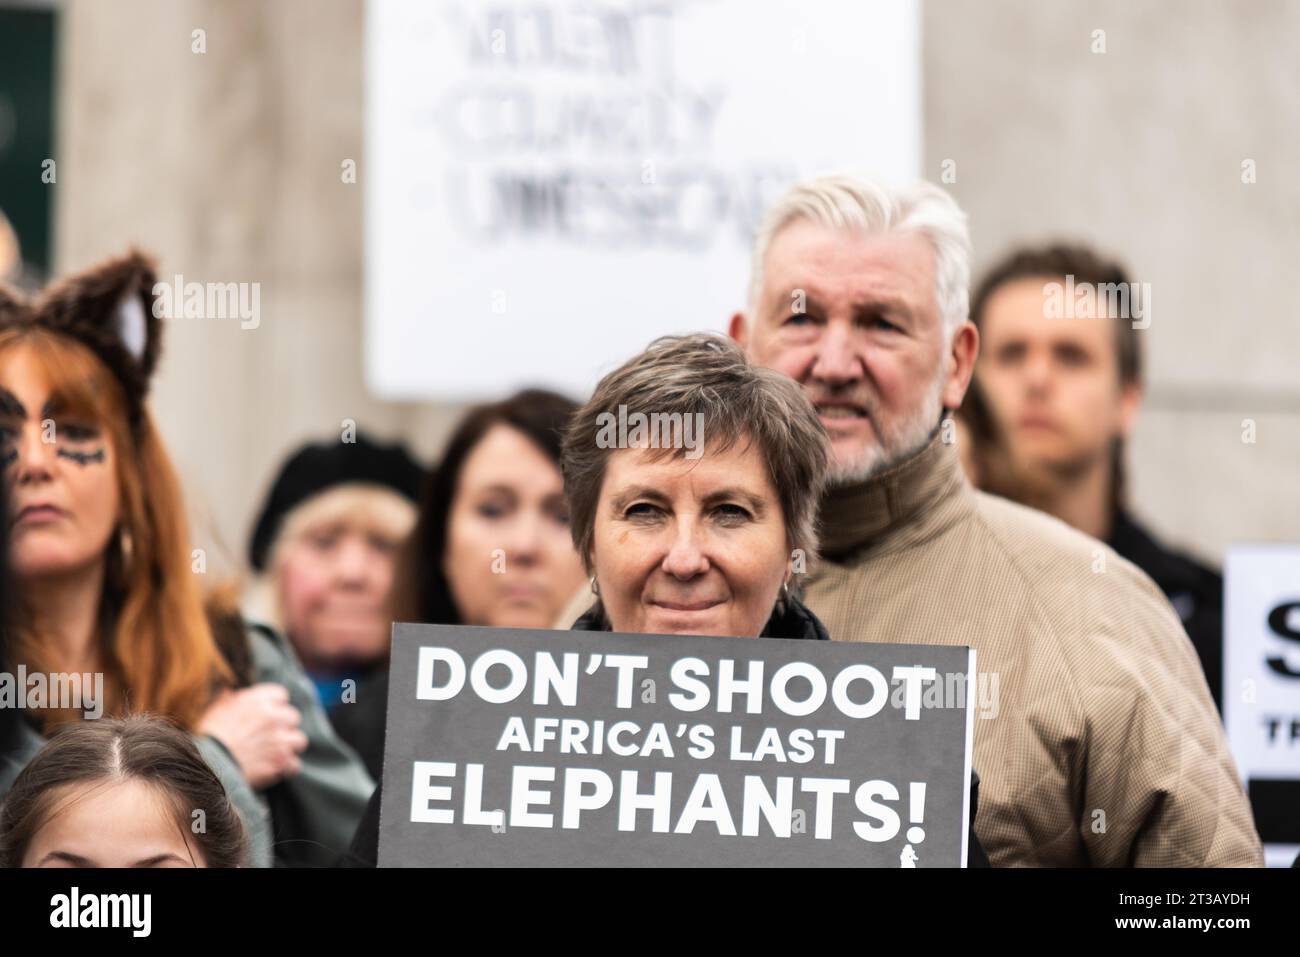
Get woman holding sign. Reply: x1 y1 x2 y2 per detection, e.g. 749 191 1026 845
346 334 986 865
560 334 829 641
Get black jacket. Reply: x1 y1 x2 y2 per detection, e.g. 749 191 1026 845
1108 510 1224 710
328 666 389 782
570 595 831 641
342 597 989 867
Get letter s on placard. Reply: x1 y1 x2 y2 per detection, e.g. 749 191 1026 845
853 780 901 842
417 647 466 700
1266 602 1300 678
668 657 711 711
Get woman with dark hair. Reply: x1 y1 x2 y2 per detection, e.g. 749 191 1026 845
0 716 248 867
331 389 586 778
391 388 583 627
0 251 373 867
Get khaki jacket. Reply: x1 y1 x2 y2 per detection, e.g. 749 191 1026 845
804 433 1262 867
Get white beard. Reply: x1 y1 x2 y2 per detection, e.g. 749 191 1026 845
827 371 946 486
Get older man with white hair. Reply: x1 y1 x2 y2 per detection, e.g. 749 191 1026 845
730 172 1262 867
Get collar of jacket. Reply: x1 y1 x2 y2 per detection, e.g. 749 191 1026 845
816 428 973 560
570 595 829 641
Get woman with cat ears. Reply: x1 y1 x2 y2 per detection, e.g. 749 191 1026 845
0 251 373 866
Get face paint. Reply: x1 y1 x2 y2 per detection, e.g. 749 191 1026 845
38 390 110 469
0 377 111 471
1 353 122 580
0 388 21 471
0 388 26 418
56 447 106 467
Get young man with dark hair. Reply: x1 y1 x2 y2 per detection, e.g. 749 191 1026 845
962 243 1223 709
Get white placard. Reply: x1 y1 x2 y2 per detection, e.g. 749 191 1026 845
365 0 921 400
1224 545 1300 867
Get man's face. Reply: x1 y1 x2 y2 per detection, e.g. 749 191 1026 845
733 220 974 482
976 277 1140 477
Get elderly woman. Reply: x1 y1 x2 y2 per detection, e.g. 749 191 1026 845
345 334 987 865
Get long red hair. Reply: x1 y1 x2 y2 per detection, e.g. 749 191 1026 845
2 327 234 730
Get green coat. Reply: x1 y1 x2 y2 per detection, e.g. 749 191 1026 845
0 621 375 867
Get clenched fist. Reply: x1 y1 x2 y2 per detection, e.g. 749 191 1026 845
198 683 309 789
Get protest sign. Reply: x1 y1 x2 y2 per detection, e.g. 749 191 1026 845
1225 545 1300 867
377 623 975 867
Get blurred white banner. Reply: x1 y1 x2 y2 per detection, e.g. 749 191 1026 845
365 0 920 400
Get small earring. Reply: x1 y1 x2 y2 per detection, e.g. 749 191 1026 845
119 526 134 567
590 575 600 597
781 579 791 603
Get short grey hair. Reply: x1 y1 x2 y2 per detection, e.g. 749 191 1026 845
562 333 829 571
747 171 971 337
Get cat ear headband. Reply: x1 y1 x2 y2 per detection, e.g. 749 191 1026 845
0 250 163 433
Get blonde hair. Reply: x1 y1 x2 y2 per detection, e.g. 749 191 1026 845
247 483 417 633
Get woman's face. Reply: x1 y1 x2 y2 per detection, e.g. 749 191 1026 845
22 778 206 868
443 424 586 628
275 499 409 672
0 348 120 580
591 437 789 638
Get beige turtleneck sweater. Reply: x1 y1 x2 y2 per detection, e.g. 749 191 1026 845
804 433 1261 866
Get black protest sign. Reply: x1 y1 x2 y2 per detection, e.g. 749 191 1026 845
378 623 975 867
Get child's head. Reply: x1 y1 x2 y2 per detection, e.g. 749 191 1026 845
0 716 248 867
